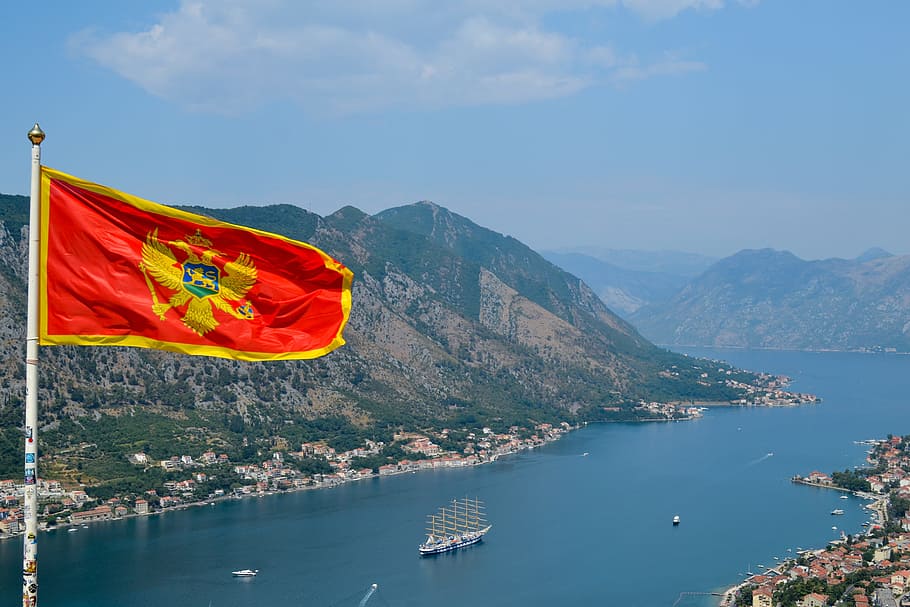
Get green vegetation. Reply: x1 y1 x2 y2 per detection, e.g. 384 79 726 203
831 470 872 493
733 585 753 607
0 193 29 233
0 198 775 500
773 577 831 607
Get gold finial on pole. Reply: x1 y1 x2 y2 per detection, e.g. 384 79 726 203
27 123 45 146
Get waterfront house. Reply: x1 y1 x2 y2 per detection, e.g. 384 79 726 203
70 505 112 524
0 512 22 535
807 471 832 485
868 476 886 493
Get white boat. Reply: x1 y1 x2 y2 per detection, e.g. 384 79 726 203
232 569 258 577
840 495 849 499
67 528 78 533
672 515 680 526
831 509 845 515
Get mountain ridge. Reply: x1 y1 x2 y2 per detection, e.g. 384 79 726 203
0 192 755 483
631 247 910 352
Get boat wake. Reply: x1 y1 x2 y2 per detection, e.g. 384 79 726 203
747 452 774 466
358 583 378 607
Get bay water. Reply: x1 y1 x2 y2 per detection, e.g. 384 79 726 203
1 349 909 606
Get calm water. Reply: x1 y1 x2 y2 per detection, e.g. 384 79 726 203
2 349 909 606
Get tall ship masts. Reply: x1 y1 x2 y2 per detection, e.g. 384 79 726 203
419 497 491 556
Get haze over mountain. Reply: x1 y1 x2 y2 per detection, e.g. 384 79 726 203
541 247 717 319
0 193 747 478
541 251 689 318
549 247 717 278
631 248 910 352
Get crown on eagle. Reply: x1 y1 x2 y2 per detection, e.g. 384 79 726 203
185 229 213 248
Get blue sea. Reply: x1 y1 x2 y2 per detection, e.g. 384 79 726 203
1 349 909 606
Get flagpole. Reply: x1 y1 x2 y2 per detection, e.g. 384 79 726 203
23 123 45 607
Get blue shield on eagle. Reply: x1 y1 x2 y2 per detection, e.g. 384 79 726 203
182 263 220 299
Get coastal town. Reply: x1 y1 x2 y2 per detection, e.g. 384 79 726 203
0 372 815 539
725 435 910 607
0 422 576 536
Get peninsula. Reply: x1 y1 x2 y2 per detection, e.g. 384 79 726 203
724 435 910 607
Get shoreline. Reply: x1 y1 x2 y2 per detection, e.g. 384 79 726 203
714 486 889 607
2 382 815 544
0 404 740 542
2 436 547 543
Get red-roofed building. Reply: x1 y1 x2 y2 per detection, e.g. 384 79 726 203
752 585 773 607
70 505 112 524
799 592 828 607
807 471 832 485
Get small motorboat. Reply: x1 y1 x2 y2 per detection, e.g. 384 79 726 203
232 569 258 577
672 515 680 526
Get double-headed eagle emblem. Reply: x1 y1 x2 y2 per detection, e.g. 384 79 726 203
139 228 257 336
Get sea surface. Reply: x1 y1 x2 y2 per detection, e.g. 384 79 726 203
2 349 909 606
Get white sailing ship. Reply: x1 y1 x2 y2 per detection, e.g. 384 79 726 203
419 497 491 556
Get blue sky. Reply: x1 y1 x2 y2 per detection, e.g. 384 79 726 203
1 1 907 260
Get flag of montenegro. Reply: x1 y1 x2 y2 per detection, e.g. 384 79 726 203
39 167 353 361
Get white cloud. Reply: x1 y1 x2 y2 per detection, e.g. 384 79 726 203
621 0 724 20
612 52 707 83
74 0 747 114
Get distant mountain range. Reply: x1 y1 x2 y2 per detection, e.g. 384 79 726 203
547 247 717 278
546 245 909 352
541 251 694 317
629 247 910 352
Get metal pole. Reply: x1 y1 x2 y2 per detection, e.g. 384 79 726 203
23 122 44 607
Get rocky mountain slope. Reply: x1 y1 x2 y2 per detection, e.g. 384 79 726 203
631 248 910 351
0 193 749 479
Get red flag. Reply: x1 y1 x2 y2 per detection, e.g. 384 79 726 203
39 167 352 361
